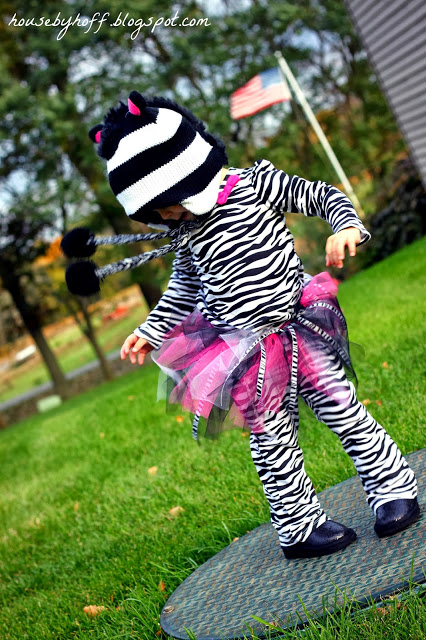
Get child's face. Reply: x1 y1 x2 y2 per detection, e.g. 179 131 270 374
155 205 194 222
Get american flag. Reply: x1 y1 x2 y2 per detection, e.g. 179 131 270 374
230 68 291 120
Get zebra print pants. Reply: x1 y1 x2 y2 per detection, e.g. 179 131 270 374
249 346 417 548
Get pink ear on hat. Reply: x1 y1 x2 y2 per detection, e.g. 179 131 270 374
88 124 103 144
128 98 141 115
127 91 147 116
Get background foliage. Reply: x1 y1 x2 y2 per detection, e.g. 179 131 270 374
0 0 424 378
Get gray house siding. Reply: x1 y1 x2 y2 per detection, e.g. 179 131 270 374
344 0 426 187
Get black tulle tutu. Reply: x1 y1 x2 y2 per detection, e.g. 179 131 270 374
152 273 356 439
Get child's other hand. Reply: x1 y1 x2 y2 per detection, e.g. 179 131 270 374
325 227 361 269
120 334 154 365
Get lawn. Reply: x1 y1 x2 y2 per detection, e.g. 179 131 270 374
0 238 425 639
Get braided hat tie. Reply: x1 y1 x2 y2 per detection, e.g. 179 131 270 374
61 221 200 296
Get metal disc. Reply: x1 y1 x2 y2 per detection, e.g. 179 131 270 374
161 450 425 639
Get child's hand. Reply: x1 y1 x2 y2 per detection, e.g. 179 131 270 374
120 334 154 365
325 227 361 269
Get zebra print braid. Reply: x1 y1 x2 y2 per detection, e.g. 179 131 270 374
95 229 171 246
60 226 173 259
64 221 199 297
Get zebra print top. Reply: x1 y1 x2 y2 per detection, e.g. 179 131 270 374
134 159 370 349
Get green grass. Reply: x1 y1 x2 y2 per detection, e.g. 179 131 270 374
0 238 425 639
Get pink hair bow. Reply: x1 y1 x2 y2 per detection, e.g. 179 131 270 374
217 175 240 204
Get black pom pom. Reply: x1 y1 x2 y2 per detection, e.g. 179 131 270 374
61 227 96 258
65 261 100 296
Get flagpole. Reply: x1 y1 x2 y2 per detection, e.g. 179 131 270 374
275 51 364 216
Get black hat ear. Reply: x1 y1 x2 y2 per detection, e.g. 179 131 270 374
128 91 147 115
88 124 103 143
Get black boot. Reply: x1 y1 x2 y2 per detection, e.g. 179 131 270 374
282 520 357 559
374 497 420 538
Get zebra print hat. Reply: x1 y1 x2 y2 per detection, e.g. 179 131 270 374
89 91 228 226
63 92 228 296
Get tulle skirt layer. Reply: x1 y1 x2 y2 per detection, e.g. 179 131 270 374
152 273 355 439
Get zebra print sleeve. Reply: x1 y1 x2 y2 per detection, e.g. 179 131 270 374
133 245 201 349
251 159 371 244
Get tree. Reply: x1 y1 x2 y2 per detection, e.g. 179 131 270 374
0 0 164 307
365 158 426 264
0 0 408 320
0 290 23 344
37 238 115 382
56 288 115 382
0 190 70 399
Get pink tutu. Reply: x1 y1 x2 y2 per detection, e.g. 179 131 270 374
152 273 355 439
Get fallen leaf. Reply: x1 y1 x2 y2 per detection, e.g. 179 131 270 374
148 466 158 475
376 400 382 406
382 362 389 369
362 399 371 406
241 431 249 437
109 595 114 602
158 580 166 592
374 606 389 617
99 432 105 438
83 605 106 618
74 502 79 512
128 395 134 401
232 537 239 542
176 416 184 423
168 506 184 517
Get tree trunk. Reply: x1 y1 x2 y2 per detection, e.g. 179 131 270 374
137 281 163 309
79 298 115 381
30 326 70 399
4 275 70 400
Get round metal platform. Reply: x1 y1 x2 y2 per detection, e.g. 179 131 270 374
161 449 425 639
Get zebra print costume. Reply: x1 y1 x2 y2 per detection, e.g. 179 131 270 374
135 159 371 345
250 346 417 546
134 160 417 546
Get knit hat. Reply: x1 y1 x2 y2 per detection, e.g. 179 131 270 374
62 93 228 297
89 91 228 225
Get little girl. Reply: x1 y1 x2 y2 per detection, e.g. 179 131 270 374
66 90 419 559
